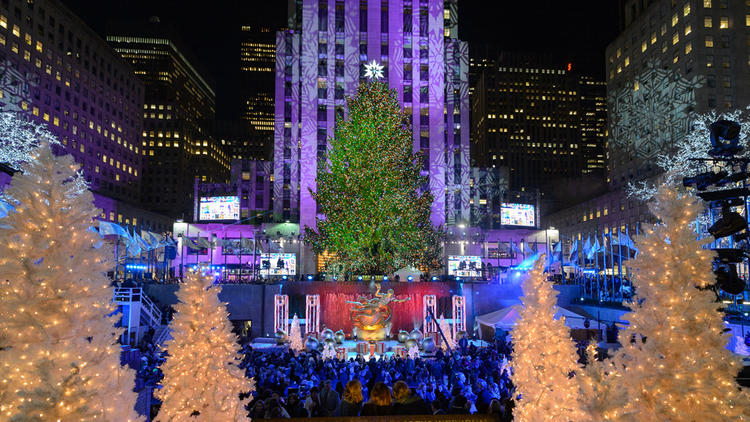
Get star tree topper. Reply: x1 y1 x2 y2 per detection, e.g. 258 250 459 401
364 60 384 80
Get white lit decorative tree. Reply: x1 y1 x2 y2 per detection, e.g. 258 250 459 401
321 341 337 361
407 344 420 360
510 256 590 422
609 186 750 421
438 314 454 351
288 314 304 353
155 268 253 421
0 143 141 421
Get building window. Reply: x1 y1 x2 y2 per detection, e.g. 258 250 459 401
705 35 714 47
684 24 692 35
705 16 712 27
684 3 691 15
672 33 679 45
685 42 692 54
719 17 728 29
672 13 679 27
704 0 711 7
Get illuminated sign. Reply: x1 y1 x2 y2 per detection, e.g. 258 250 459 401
448 255 482 277
501 203 536 227
260 253 296 276
199 196 240 221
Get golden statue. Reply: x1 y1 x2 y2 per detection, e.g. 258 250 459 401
347 283 410 342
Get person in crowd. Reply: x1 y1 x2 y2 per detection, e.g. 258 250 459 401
474 379 493 414
286 392 307 418
430 399 447 415
304 386 322 417
447 394 470 414
360 382 393 416
488 399 505 420
267 397 290 418
319 379 340 417
392 380 430 415
335 379 364 416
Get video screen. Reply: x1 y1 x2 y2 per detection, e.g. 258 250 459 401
260 253 296 276
199 196 240 221
500 203 535 227
448 255 482 277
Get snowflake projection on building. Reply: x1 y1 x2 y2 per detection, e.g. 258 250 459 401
609 60 704 180
363 60 384 80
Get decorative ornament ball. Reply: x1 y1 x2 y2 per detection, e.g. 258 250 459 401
397 330 410 344
455 330 467 341
405 338 418 349
421 337 436 353
334 330 346 344
321 328 335 341
275 330 287 345
324 338 336 346
410 329 424 343
305 336 320 351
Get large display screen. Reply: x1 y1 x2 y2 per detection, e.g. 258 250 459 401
199 196 240 221
500 203 536 227
448 255 482 278
260 253 296 276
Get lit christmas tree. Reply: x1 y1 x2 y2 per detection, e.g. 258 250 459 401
608 186 750 421
0 143 141 421
288 314 304 353
510 256 590 422
438 314 454 351
304 79 443 275
155 268 253 421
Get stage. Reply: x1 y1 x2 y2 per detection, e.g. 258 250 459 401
250 338 489 360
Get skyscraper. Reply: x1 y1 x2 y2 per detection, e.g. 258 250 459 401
470 52 607 197
273 0 469 237
107 18 230 220
0 0 160 228
240 25 276 158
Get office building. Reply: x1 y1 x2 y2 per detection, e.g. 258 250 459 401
107 18 230 220
240 25 275 157
0 0 178 231
549 0 750 246
470 52 607 198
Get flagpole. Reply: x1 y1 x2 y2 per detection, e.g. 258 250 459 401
609 230 615 302
618 229 623 302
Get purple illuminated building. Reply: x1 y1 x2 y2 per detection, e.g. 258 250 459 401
273 0 470 237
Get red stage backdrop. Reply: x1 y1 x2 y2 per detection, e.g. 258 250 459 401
283 282 453 334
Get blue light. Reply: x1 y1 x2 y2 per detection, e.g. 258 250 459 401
456 277 461 281
282 275 288 280
383 276 388 281
307 275 313 281
358 276 363 281
407 276 414 281
432 276 438 281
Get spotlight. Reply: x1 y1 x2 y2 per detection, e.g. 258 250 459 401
407 276 414 281
716 172 750 187
708 120 742 157
714 248 746 264
282 275 288 280
709 205 747 239
697 187 750 202
715 264 746 295
383 276 388 281
432 276 438 281
682 171 728 190
358 276 363 281
307 275 313 281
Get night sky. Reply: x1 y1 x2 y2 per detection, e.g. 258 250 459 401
63 0 619 120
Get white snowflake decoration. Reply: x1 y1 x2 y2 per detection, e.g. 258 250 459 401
363 60 384 80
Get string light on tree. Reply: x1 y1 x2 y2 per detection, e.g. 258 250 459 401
510 255 591 422
288 314 304 353
0 142 141 421
603 186 750 421
155 267 253 421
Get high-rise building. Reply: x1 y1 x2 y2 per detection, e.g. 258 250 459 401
274 0 469 232
240 25 275 158
0 0 176 230
548 0 750 248
209 119 269 162
107 18 230 220
470 52 607 196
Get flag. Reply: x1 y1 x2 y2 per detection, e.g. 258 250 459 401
195 237 212 249
87 226 104 249
132 230 150 251
98 220 129 238
530 241 538 254
583 235 591 259
550 241 562 263
141 230 162 248
587 236 600 260
183 237 201 250
510 241 521 256
568 240 578 263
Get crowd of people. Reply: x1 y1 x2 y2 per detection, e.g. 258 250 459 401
240 339 514 420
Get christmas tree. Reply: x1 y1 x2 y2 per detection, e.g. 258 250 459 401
510 256 590 422
608 186 750 421
304 79 443 276
438 314 454 351
0 143 141 421
155 268 253 421
288 314 304 353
